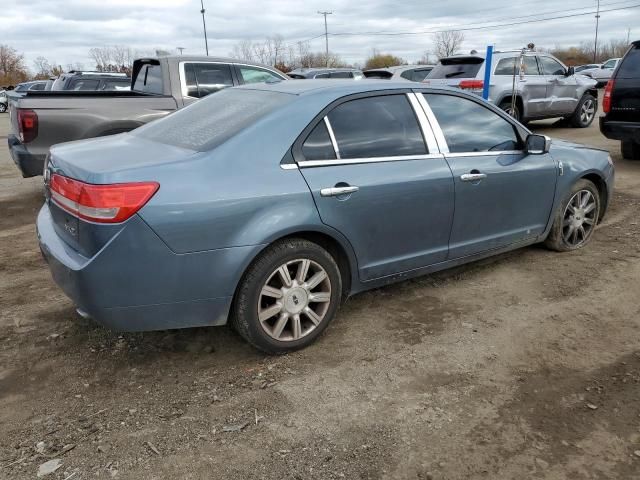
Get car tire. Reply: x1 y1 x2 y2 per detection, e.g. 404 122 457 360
231 238 342 354
498 100 521 122
569 94 597 128
621 140 640 160
0 103 6 113
545 179 600 252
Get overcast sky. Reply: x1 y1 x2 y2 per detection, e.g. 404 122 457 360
5 0 640 70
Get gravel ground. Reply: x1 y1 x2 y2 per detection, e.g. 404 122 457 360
1 107 639 480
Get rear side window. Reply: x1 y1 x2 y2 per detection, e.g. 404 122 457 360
327 95 427 158
30 83 46 91
69 79 99 91
428 58 483 79
302 121 337 161
424 93 521 153
617 47 640 78
133 64 163 94
184 63 233 98
494 56 541 75
133 88 291 151
101 79 131 91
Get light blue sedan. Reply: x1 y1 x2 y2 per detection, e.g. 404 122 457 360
37 80 614 353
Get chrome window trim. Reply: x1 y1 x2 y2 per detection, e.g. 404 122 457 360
323 117 341 159
280 163 299 170
406 92 439 153
298 153 445 168
445 150 524 158
414 93 450 153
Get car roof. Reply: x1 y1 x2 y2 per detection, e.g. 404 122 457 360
365 65 434 73
234 78 455 97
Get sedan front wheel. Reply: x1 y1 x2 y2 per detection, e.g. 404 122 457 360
545 179 600 252
231 238 342 354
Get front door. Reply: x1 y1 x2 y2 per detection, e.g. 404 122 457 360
294 93 455 281
422 92 558 258
538 55 579 115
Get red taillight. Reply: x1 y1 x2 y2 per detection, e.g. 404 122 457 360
459 80 484 90
17 109 38 143
49 174 159 223
603 79 615 114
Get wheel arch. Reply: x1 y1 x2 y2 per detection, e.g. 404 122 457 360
580 172 608 221
497 94 524 119
234 226 359 302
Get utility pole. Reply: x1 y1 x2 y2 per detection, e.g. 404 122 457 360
318 11 333 67
627 27 632 45
200 0 209 56
594 0 601 63
177 47 185 55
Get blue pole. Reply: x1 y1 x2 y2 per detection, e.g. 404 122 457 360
482 45 493 101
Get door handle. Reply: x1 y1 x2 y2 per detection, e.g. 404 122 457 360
320 186 359 197
460 173 487 182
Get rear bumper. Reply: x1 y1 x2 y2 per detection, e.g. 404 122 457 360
599 118 640 143
37 204 262 332
8 134 46 178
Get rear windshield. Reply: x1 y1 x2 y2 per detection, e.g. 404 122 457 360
363 71 393 79
617 46 640 78
428 57 484 79
133 64 163 94
133 88 292 151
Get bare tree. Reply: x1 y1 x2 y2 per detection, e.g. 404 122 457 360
33 56 53 79
433 30 465 59
0 45 29 85
230 39 255 62
88 47 112 70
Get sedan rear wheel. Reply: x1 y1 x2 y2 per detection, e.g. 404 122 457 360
545 179 600 252
231 238 342 354
0 103 6 113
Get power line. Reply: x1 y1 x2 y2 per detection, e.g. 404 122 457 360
327 4 640 38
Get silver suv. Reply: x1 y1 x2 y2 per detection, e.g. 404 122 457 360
425 49 599 127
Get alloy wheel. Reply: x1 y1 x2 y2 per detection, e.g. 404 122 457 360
562 190 597 247
0 103 6 113
257 259 332 342
580 99 596 125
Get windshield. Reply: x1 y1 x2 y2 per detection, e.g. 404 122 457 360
133 88 293 151
428 57 484 79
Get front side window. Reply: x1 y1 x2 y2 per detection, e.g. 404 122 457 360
327 95 427 159
184 63 233 98
329 71 352 79
239 66 282 84
302 120 336 161
314 73 330 79
410 68 432 82
30 83 46 91
603 59 618 69
539 56 566 76
424 93 521 153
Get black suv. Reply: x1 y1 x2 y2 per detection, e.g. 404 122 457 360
600 40 640 160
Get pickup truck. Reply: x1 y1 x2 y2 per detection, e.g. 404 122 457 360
8 56 288 177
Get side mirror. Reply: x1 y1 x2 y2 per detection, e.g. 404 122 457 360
526 134 551 155
601 65 606 69
565 66 575 77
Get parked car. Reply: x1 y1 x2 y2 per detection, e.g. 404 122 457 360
288 68 363 79
14 80 52 93
0 90 7 113
580 58 621 86
363 65 434 81
8 56 287 177
575 63 601 73
600 41 640 160
424 50 598 127
37 80 614 354
50 71 131 91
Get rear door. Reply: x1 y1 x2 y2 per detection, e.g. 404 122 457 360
493 55 547 117
295 92 455 281
538 55 579 115
610 45 640 123
420 91 558 258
